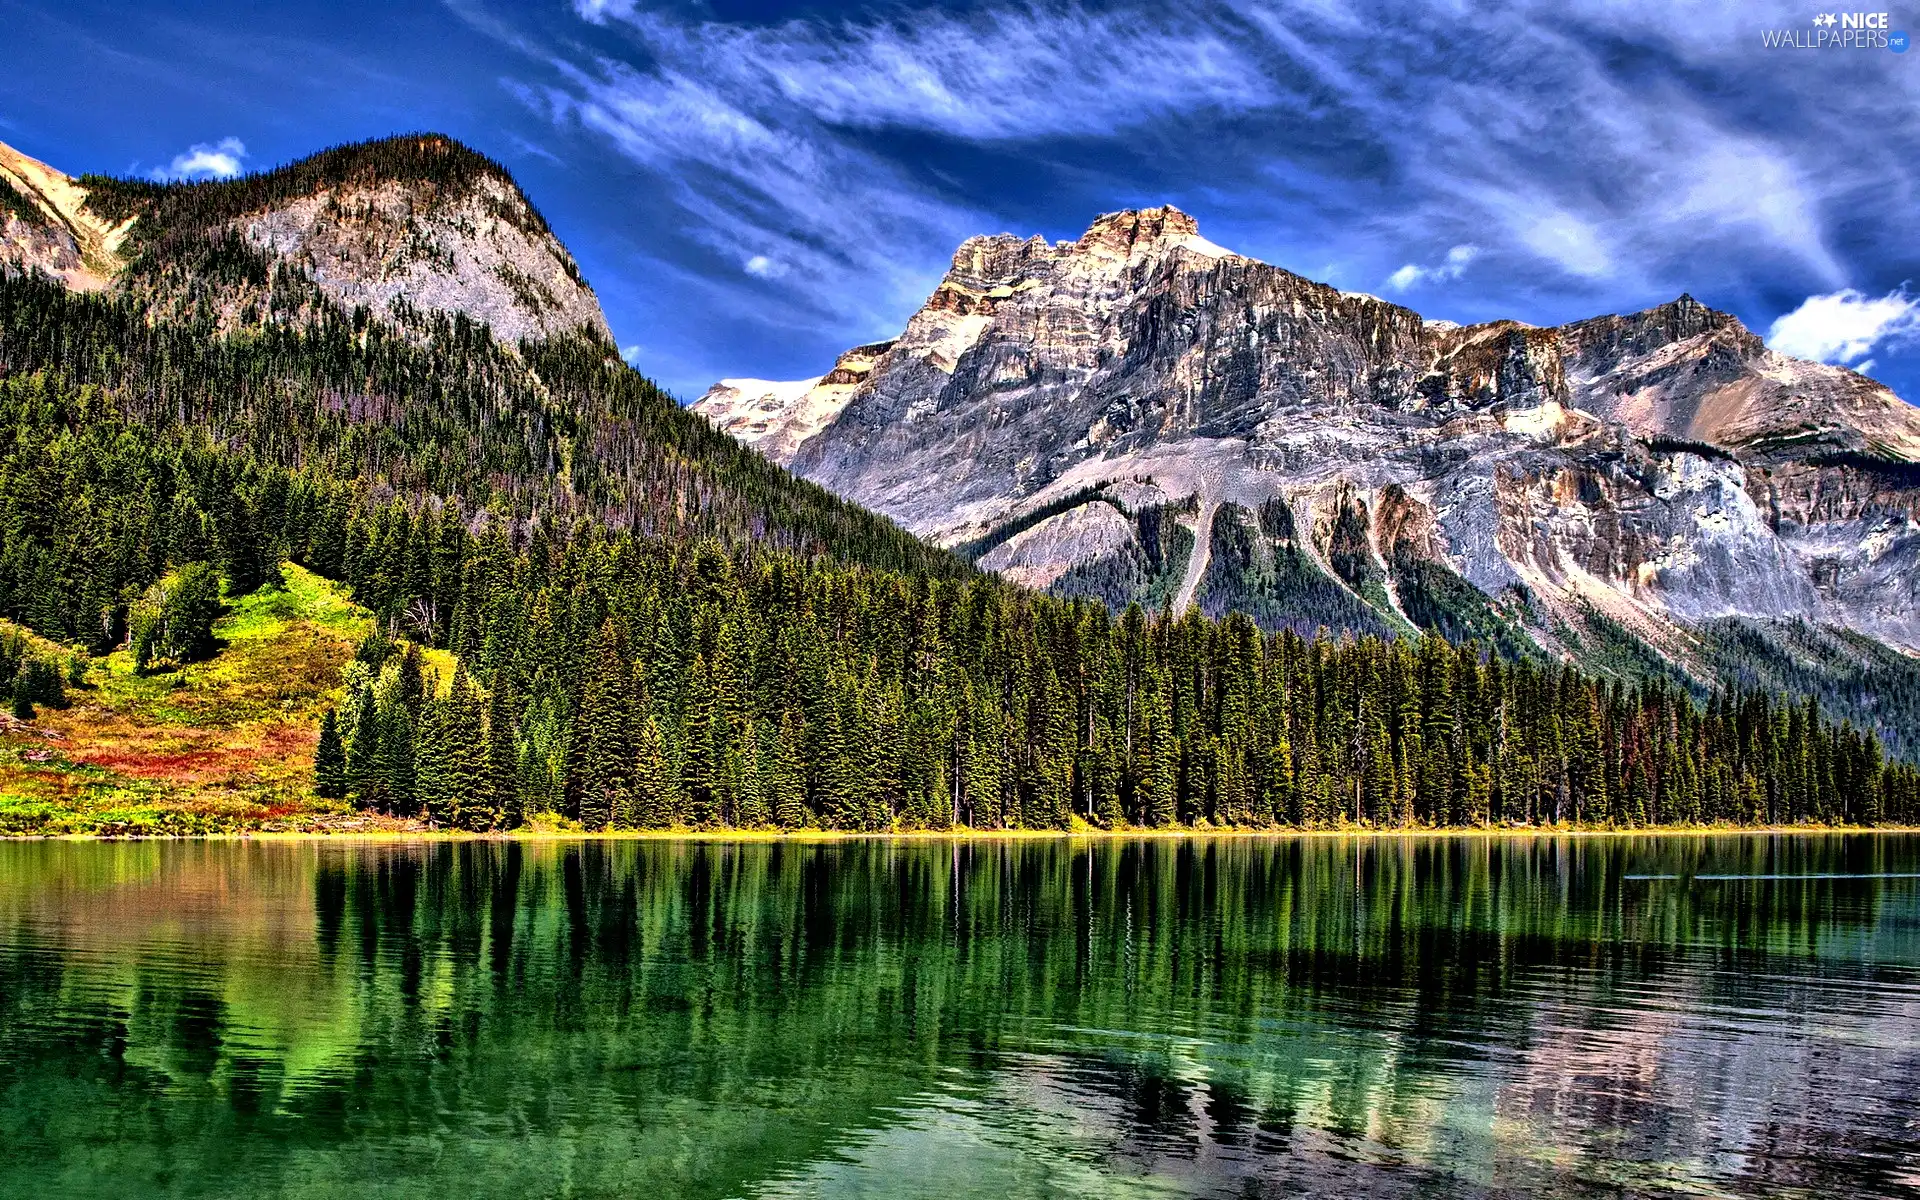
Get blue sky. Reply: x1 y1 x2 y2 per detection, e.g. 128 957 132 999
3 0 1919 402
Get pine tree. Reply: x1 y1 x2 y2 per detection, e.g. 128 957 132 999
487 675 523 829
415 695 456 827
630 713 678 829
771 710 809 829
572 620 636 831
395 644 427 716
1142 704 1176 828
377 705 417 817
732 722 772 828
345 686 380 809
447 667 494 830
314 709 347 800
681 655 721 827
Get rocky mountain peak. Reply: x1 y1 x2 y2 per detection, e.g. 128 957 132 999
1072 204 1237 263
698 206 1920 668
1560 292 1751 367
5 134 610 347
1078 204 1198 251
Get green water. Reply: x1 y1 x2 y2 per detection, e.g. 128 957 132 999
0 836 1916 1198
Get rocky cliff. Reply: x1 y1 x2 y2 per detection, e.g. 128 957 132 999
0 141 135 290
695 206 1920 682
0 134 609 346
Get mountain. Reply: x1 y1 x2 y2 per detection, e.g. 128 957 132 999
3 133 610 344
0 133 958 578
695 207 1920 718
0 134 1912 838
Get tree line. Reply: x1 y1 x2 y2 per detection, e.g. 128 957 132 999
315 523 1915 831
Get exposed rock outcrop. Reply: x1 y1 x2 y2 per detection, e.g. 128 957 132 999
238 169 609 345
0 141 134 290
696 205 1920 665
0 135 609 346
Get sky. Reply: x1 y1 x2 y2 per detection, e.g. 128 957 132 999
3 0 1919 402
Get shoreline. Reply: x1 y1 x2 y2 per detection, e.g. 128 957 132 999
8 824 1918 844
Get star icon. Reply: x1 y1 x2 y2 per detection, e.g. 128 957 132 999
1814 12 1837 26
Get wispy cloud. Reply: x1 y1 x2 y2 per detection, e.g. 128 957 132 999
571 0 635 25
151 136 247 181
541 57 978 342
518 3 1292 362
622 6 1276 140
1767 288 1920 365
1228 1 1865 299
482 0 1920 392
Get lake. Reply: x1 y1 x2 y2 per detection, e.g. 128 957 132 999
0 835 1916 1197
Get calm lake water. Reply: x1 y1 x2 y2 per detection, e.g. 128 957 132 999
0 836 1917 1198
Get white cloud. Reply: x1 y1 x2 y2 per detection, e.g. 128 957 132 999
1516 210 1610 280
571 0 633 25
1385 244 1478 291
1766 288 1920 365
152 137 247 182
1668 138 1841 286
744 255 784 278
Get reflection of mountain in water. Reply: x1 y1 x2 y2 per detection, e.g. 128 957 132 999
0 837 1916 1197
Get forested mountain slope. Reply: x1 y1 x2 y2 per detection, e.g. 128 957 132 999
0 136 1912 834
0 133 962 579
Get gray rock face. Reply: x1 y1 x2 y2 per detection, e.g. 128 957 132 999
239 172 609 346
0 210 86 284
0 136 609 347
697 206 1920 659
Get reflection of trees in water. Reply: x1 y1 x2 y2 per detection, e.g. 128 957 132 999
0 836 1915 1197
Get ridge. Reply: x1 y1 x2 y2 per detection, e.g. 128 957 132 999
76 132 553 247
5 132 611 346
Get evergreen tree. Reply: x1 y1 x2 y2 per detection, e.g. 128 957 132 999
376 705 417 817
630 713 678 829
770 711 809 829
487 676 523 829
314 709 347 800
415 695 456 826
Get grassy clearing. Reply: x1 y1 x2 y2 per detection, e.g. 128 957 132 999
0 564 425 836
